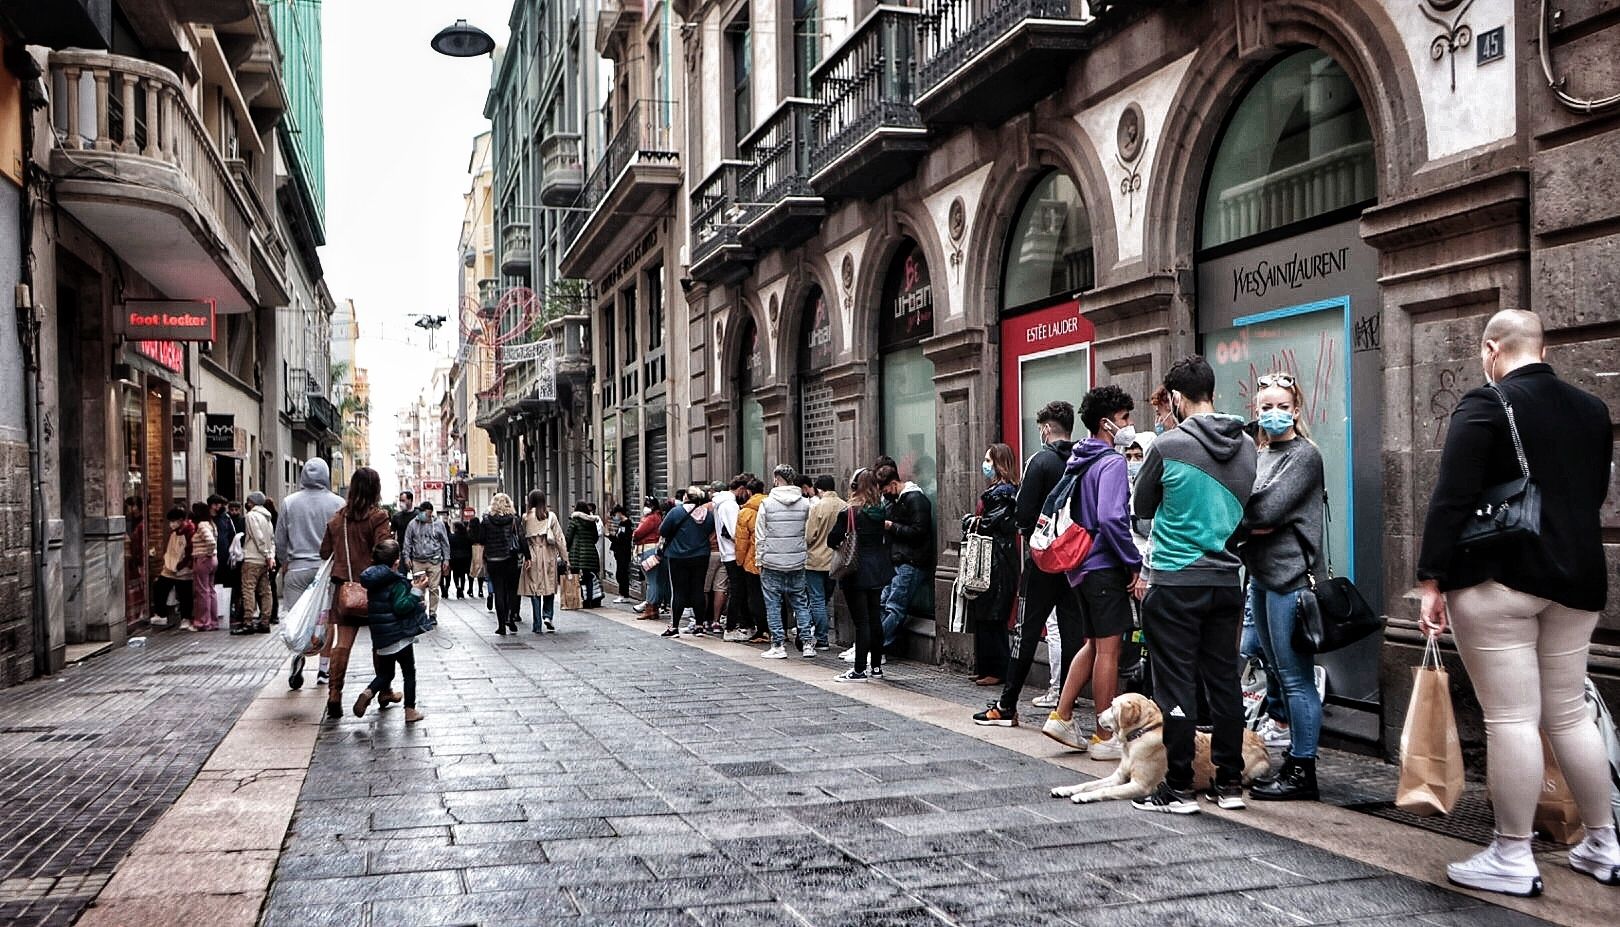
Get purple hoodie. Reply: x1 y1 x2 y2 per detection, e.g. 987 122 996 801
1065 437 1141 586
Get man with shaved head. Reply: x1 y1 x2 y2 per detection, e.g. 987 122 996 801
1418 308 1616 897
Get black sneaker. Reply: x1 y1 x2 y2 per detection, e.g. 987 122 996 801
660 628 679 637
316 670 329 686
230 625 253 636
972 703 1017 727
1202 782 1246 810
1132 782 1201 815
869 666 884 680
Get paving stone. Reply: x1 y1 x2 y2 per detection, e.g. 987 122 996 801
715 834 857 872
368 886 576 925
1243 876 1491 922
362 840 550 876
569 873 772 913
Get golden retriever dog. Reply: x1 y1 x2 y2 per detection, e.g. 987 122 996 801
1050 693 1270 804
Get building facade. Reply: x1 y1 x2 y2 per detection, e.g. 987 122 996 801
455 133 501 517
1 0 336 685
661 0 1620 753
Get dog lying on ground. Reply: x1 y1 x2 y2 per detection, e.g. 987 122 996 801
1050 693 1271 804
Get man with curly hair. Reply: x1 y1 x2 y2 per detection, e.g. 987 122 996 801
1039 385 1144 761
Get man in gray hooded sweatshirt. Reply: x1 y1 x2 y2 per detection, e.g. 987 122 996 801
277 459 344 683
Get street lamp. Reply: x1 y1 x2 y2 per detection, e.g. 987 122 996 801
430 20 496 57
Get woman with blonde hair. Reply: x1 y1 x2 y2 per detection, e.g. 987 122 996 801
481 492 524 634
1240 372 1326 801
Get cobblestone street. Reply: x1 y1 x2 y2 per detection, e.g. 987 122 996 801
1 599 1596 926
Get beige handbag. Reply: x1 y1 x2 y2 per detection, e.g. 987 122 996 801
958 517 994 599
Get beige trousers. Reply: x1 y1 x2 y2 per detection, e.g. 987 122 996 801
410 561 443 616
1448 580 1612 839
240 560 273 622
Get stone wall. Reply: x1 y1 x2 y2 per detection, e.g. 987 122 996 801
0 440 35 686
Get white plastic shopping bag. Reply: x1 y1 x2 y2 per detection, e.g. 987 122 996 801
280 559 334 655
215 586 232 627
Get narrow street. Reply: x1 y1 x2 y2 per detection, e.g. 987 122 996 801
1 599 1587 927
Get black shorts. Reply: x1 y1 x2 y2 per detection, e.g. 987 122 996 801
1078 567 1132 639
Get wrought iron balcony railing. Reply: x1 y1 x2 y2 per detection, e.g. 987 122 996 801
560 99 681 250
740 98 818 210
690 160 752 266
809 7 922 177
917 0 1076 93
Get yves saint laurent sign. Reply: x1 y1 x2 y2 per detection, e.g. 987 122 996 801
1229 246 1351 300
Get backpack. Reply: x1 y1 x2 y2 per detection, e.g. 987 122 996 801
1027 458 1102 574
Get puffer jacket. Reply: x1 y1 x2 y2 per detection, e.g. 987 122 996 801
360 564 432 652
805 492 849 572
756 485 811 571
966 482 1019 626
566 513 602 572
734 494 766 576
481 513 523 563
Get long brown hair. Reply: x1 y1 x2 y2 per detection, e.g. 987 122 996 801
850 469 882 508
985 443 1018 486
345 467 380 518
528 490 549 521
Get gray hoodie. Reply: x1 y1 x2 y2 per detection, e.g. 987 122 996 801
1132 414 1256 586
275 459 344 570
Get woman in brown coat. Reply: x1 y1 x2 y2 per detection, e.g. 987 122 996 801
318 467 393 720
519 490 569 633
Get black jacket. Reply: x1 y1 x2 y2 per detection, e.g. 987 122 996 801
1016 440 1075 539
828 504 894 591
966 482 1020 626
885 484 934 568
390 508 416 544
448 524 474 565
1418 363 1611 611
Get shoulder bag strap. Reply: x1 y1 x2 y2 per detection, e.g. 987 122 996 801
1287 490 1334 584
1487 383 1532 482
343 516 354 578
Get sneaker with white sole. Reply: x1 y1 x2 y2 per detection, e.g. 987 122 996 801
868 666 884 680
1569 835 1620 885
1088 734 1122 761
1446 842 1543 897
802 645 817 659
973 703 1018 727
1256 717 1292 749
1031 687 1060 709
1201 783 1246 810
833 670 868 683
1041 713 1086 751
1132 782 1200 815
761 645 788 660
722 629 749 642
839 646 857 663
612 597 630 604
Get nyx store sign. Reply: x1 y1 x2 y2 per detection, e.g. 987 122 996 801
205 414 235 453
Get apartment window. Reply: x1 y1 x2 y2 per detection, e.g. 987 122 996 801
793 0 820 98
646 267 663 350
621 285 638 399
729 12 752 149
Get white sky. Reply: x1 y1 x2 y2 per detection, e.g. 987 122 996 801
321 1 512 496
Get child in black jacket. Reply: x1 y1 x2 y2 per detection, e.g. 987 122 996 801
354 539 433 722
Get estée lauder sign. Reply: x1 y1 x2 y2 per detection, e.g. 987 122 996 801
115 299 217 342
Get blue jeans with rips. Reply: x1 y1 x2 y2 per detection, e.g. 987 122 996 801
806 570 833 647
1247 580 1321 759
761 568 813 648
880 563 925 649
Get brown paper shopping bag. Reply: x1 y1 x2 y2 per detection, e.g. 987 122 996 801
559 572 583 611
1534 732 1585 844
1396 636 1465 816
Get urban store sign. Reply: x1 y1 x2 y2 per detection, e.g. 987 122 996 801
204 414 235 453
879 242 934 349
116 299 216 342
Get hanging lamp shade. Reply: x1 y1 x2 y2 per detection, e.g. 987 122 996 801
430 20 495 57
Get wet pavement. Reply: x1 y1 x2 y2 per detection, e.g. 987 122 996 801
256 597 1551 927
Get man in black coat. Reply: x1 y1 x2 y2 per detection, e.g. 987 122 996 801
878 464 934 652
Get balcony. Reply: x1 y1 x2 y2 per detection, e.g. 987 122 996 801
595 0 640 54
540 132 584 206
474 394 507 431
478 278 500 315
689 161 756 285
738 98 825 252
809 7 928 200
559 100 682 280
307 394 340 442
915 0 1105 125
501 223 532 278
45 50 260 313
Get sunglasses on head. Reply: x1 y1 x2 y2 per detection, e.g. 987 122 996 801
1256 373 1297 389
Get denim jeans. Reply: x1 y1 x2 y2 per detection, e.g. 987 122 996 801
529 594 554 631
642 553 670 606
806 570 833 646
1247 580 1321 759
1241 594 1287 723
880 563 925 648
761 568 812 647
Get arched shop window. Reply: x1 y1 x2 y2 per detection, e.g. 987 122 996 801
797 287 835 479
997 171 1096 462
878 240 936 504
1001 170 1093 312
736 315 765 478
1195 47 1381 706
1200 48 1375 250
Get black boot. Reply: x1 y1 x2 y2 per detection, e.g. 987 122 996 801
1250 755 1318 802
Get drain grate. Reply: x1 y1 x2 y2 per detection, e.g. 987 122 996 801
1347 790 1572 855
33 732 103 744
0 726 54 734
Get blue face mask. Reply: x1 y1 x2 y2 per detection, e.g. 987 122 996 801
1153 422 1165 435
1127 461 1143 482
1258 408 1295 437
981 462 995 480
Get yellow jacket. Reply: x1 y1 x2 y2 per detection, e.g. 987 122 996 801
734 493 766 575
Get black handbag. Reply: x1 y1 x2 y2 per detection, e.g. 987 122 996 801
1458 384 1542 550
1291 495 1383 655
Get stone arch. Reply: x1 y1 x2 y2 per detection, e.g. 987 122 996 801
774 260 836 385
716 290 769 393
849 205 951 359
1143 0 1428 270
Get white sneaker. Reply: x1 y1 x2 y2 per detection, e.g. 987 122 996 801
1446 842 1543 897
1569 834 1620 885
802 645 817 659
722 629 749 642
1256 717 1292 749
179 620 195 632
761 645 787 660
1041 713 1086 751
1031 687 1060 709
1088 735 1122 761
612 596 630 604
839 646 856 663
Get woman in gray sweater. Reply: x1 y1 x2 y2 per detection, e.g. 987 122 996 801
1240 373 1325 802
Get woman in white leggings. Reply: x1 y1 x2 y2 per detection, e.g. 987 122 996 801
1418 310 1618 897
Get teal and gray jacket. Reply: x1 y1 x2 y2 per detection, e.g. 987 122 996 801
1132 414 1256 586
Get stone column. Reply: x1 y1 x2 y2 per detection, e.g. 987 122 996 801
755 383 791 471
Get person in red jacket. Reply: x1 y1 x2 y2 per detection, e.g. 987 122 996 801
631 497 665 618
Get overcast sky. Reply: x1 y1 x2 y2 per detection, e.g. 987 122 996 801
322 0 512 496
